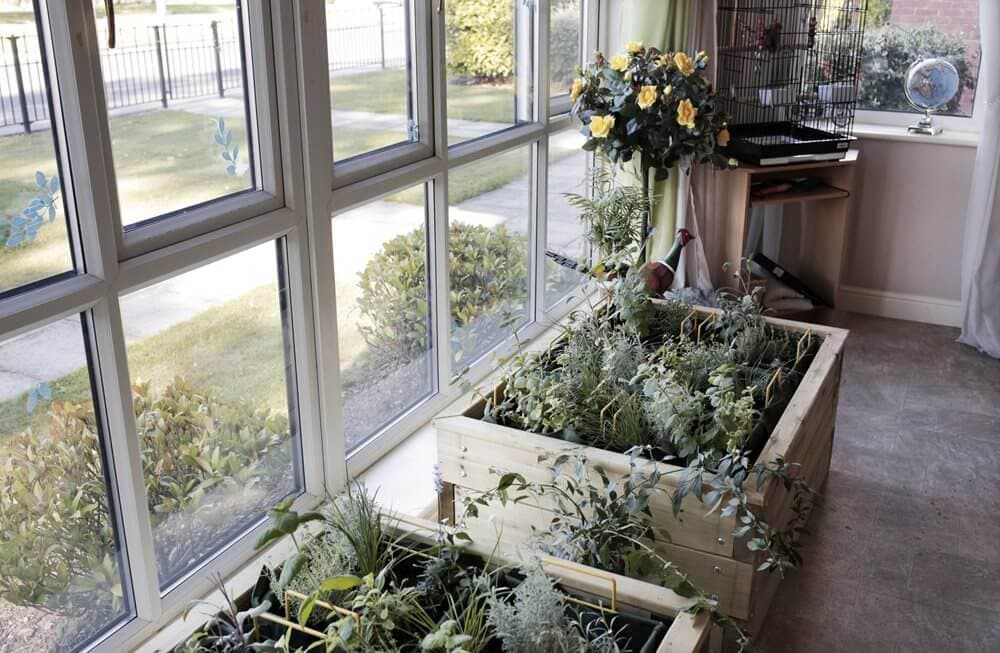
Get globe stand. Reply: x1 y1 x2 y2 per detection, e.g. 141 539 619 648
908 110 942 136
904 58 960 138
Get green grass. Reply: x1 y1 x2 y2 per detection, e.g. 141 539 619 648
330 68 515 124
0 284 287 439
0 109 250 290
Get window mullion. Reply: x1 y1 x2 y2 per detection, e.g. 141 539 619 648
293 0 346 494
411 0 435 152
45 0 123 278
534 137 549 323
536 0 551 123
430 0 449 158
430 171 453 392
91 296 163 621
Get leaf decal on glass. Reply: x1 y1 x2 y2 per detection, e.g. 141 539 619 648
4 172 61 248
212 117 247 177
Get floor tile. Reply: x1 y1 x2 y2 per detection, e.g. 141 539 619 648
758 313 1000 651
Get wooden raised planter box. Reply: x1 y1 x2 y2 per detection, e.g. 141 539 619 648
436 303 848 635
169 514 710 653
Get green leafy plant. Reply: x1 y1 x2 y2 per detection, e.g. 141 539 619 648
420 618 473 653
679 453 820 576
0 377 294 620
463 452 754 651
173 575 272 653
355 222 527 369
254 496 324 590
564 166 647 277
860 23 977 113
487 564 623 653
322 483 396 579
445 0 514 81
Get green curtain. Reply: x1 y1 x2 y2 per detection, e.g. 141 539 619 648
619 0 691 261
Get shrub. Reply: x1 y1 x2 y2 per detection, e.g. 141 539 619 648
0 377 292 620
860 23 977 113
865 0 893 29
356 222 527 368
445 0 514 81
550 4 581 93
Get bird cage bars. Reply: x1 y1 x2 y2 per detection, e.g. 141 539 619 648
717 0 868 165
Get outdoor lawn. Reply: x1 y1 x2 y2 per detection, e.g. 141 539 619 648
0 283 287 439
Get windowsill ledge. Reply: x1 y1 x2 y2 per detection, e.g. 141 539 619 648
853 122 979 148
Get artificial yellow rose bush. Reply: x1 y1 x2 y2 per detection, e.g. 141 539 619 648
570 43 733 177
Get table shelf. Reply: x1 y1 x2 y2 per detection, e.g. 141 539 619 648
750 183 850 207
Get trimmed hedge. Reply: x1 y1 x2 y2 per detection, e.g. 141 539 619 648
356 222 527 368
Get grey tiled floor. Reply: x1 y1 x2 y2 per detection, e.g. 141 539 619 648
757 313 1000 653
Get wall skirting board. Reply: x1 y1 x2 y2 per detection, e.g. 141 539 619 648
839 285 963 327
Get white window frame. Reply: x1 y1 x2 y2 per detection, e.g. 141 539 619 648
855 71 988 134
0 1 605 650
330 0 436 188
853 5 987 135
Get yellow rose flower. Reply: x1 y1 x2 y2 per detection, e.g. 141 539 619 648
674 51 695 76
590 114 615 138
676 99 698 129
626 40 644 54
570 78 584 102
636 85 658 110
610 54 629 72
718 127 731 146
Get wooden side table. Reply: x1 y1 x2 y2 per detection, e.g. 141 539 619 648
703 150 859 308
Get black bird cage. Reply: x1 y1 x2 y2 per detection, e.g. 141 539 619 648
717 0 868 166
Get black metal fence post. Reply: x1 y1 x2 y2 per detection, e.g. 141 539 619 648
8 36 31 134
211 20 224 97
153 25 169 108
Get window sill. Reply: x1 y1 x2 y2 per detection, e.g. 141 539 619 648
853 122 979 148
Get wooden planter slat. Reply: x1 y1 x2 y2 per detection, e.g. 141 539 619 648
452 487 756 618
438 417 738 557
394 514 711 653
436 304 848 631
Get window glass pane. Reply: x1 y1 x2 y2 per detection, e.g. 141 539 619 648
120 241 301 588
859 0 981 116
94 2 256 227
545 129 589 309
445 0 534 145
0 9 75 296
550 0 582 98
333 185 434 452
0 316 130 652
329 0 416 162
448 147 531 368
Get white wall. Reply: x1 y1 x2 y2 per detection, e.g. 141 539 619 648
838 136 976 325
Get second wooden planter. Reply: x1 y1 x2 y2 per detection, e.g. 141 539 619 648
436 306 848 634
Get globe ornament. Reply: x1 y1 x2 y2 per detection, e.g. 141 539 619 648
904 58 960 136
